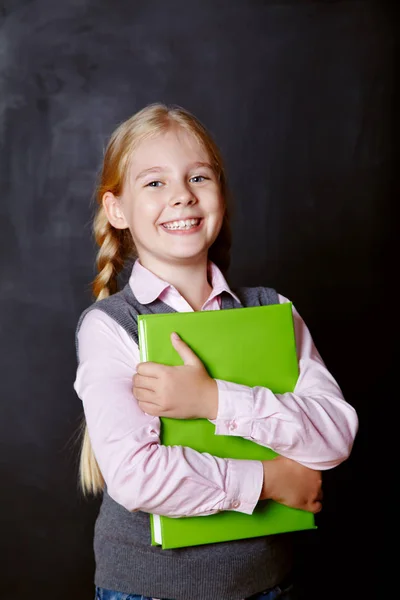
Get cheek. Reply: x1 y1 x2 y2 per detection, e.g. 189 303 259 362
204 187 223 211
213 194 225 223
207 196 225 239
131 199 160 224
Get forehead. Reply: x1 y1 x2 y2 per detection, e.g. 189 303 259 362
129 127 209 171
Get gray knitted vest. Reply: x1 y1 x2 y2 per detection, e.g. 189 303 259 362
76 284 293 600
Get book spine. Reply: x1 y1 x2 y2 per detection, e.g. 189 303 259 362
137 320 159 544
138 319 148 362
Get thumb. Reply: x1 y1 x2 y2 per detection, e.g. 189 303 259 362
171 332 202 367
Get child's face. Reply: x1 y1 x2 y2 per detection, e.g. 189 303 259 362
106 127 224 273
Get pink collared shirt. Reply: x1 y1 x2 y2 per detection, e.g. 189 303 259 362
74 260 358 517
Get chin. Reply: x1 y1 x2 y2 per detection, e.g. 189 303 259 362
167 243 210 258
168 250 208 264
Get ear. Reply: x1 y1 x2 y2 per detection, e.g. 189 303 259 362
102 192 129 230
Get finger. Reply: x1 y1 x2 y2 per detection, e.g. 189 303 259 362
138 401 162 417
170 332 202 367
134 387 157 403
133 373 156 391
312 500 323 514
136 362 166 377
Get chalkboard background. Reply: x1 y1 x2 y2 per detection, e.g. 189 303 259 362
0 1 395 598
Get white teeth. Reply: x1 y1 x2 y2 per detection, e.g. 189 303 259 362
162 218 200 230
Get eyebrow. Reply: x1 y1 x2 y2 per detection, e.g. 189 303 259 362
135 162 213 182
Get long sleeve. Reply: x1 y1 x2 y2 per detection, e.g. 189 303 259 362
213 296 359 470
74 309 263 517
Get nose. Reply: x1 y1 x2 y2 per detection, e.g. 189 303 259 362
168 181 197 207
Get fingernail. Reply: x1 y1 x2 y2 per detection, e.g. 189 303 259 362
171 332 180 341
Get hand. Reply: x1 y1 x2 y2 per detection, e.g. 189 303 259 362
133 332 218 420
260 456 323 514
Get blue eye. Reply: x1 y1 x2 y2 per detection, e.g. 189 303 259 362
190 175 207 183
147 181 163 187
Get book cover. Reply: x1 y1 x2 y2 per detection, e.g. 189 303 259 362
138 303 316 549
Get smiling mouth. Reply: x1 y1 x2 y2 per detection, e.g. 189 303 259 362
161 218 202 231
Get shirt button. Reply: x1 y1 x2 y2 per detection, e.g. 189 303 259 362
232 500 240 509
229 420 237 431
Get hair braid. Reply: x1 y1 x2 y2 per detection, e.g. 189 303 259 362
79 208 134 495
92 206 132 300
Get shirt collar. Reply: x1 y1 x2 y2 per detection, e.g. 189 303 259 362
129 259 240 306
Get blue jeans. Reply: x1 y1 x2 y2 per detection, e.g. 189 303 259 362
95 580 295 600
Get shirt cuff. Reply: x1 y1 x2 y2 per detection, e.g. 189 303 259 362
220 458 264 515
214 379 254 437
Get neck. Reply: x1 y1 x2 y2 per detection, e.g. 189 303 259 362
140 256 212 311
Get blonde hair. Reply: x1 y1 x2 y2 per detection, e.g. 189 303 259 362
79 102 232 495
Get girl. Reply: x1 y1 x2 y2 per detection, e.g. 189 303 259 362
74 103 358 600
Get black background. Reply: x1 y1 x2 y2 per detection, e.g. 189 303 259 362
0 1 395 598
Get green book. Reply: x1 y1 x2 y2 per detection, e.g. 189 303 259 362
138 303 316 550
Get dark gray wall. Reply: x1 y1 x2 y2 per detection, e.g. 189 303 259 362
0 1 395 598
